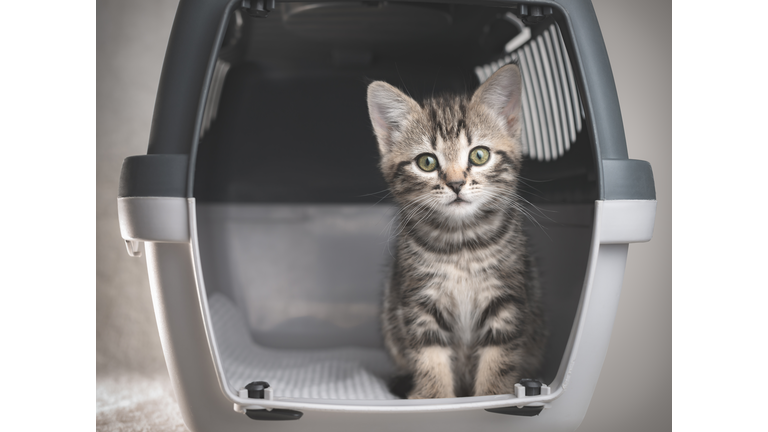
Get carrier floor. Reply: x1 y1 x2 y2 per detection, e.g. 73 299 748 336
209 293 398 400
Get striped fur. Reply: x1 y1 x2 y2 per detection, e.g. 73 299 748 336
367 65 546 398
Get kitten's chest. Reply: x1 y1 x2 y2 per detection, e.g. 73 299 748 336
430 263 498 342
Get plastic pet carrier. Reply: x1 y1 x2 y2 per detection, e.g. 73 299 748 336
117 0 656 431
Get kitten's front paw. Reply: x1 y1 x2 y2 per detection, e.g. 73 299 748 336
407 389 456 399
473 387 507 397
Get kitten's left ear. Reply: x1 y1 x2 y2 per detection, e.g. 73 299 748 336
471 64 523 139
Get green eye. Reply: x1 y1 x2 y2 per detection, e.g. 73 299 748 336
469 147 490 166
416 154 438 172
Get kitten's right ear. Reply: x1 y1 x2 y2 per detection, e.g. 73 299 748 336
471 64 523 139
367 81 420 155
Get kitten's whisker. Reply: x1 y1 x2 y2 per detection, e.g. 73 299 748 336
386 195 433 240
489 185 556 222
381 194 431 235
396 200 433 237
357 188 392 198
382 195 433 257
508 192 557 222
514 182 550 202
481 187 551 239
367 190 394 209
516 175 556 184
405 198 440 237
505 201 551 239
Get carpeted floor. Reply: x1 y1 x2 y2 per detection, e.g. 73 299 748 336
97 373 187 432
97 0 187 430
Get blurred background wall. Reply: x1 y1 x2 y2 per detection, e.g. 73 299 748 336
96 0 671 430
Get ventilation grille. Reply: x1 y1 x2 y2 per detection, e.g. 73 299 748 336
475 23 584 162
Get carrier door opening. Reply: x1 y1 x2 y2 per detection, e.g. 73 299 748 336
193 1 596 401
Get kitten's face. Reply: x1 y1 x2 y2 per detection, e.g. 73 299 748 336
367 65 524 224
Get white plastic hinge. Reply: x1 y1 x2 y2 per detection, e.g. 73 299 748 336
514 382 549 397
514 383 525 398
125 239 142 257
234 389 249 413
235 387 273 412
263 387 274 410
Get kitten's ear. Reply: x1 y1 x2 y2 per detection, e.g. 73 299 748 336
367 81 420 155
471 64 523 139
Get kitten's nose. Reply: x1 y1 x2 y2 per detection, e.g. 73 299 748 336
447 180 465 194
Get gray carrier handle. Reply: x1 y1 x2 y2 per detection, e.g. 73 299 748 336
116 0 657 256
129 0 651 189
116 0 234 258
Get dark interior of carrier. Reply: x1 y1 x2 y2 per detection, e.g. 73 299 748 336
193 1 597 400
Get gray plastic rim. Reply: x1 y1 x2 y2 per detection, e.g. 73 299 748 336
140 0 648 201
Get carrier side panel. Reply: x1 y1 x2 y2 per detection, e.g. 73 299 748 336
147 0 232 157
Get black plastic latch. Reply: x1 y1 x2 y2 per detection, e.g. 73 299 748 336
245 409 304 421
517 5 554 25
520 378 542 396
485 405 544 417
243 381 303 421
241 0 275 18
485 379 547 416
245 381 270 398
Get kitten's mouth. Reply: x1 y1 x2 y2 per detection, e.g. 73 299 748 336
449 197 468 205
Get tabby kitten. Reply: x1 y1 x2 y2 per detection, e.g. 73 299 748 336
367 65 546 399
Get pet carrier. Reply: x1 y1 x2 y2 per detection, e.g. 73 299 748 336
117 0 656 431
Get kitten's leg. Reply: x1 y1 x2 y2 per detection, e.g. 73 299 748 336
473 346 522 396
473 299 531 396
382 290 409 370
408 346 456 399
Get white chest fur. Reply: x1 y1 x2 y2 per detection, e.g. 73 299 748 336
428 262 499 345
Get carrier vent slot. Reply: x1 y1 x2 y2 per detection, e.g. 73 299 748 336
474 23 584 162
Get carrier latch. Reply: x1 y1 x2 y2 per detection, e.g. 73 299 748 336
515 378 550 397
236 381 304 421
241 0 275 18
516 5 554 25
486 379 550 417
486 405 545 417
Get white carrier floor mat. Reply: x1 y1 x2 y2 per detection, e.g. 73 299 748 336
208 293 399 400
